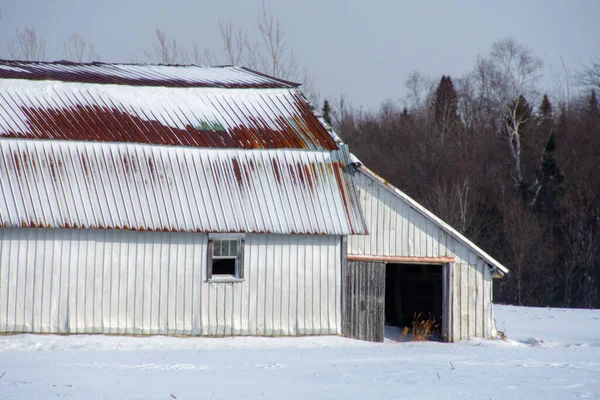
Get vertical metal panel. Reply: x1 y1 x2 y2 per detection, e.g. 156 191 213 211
468 253 477 338
0 228 342 336
484 264 493 339
350 171 451 258
475 258 485 338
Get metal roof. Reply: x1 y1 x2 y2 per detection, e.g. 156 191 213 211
0 78 336 150
0 139 367 235
0 60 298 88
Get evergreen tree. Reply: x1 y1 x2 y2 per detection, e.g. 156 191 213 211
538 94 553 128
587 89 598 117
321 100 332 125
431 76 460 137
534 131 565 214
539 93 552 116
530 96 565 213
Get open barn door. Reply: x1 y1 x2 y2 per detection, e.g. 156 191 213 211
343 261 385 342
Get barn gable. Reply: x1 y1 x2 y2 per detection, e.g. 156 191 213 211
345 164 509 342
349 165 508 275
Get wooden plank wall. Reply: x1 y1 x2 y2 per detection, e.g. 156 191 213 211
0 228 342 336
349 170 496 341
343 261 385 342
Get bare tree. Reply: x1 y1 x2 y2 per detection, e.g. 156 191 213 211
502 200 547 305
8 27 46 61
576 54 600 90
430 179 473 234
141 5 318 100
550 57 574 111
219 19 248 65
249 0 300 81
145 28 215 65
145 28 187 64
64 32 100 62
478 38 543 186
404 71 434 112
189 44 216 65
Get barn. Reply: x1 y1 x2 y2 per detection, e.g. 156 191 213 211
0 60 508 342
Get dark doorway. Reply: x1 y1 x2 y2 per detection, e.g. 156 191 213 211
385 264 443 332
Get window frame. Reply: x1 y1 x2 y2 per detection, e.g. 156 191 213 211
207 234 245 282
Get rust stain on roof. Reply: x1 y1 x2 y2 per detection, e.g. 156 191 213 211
5 100 336 150
0 140 367 235
271 158 282 184
0 61 338 151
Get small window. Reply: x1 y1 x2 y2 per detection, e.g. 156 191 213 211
208 237 244 281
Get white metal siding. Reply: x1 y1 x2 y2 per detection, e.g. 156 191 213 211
0 228 341 336
349 170 495 341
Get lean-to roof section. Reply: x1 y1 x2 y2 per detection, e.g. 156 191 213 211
0 79 336 150
0 139 366 235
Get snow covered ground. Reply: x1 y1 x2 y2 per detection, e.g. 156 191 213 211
1 305 599 399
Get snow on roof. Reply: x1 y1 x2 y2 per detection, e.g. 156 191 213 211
0 78 336 150
0 60 298 88
0 138 367 235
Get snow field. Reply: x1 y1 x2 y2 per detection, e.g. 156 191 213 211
0 305 599 399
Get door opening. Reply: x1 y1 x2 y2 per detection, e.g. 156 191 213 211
385 263 443 341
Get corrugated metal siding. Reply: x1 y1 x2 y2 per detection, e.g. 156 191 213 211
0 139 366 235
0 61 298 88
349 169 494 341
0 228 341 336
0 79 336 150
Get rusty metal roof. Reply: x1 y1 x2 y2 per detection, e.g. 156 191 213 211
0 60 298 88
0 77 337 150
0 138 367 235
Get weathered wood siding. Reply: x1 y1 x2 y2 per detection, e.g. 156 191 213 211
348 170 495 341
0 228 341 336
343 261 385 342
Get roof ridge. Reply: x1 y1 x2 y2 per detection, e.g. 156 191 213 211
0 60 300 88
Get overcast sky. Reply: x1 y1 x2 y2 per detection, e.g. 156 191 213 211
1 0 598 109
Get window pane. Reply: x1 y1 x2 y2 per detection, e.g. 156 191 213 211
222 240 230 256
213 240 221 257
213 259 236 276
230 240 238 256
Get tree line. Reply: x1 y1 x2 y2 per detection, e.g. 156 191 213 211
335 39 600 308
